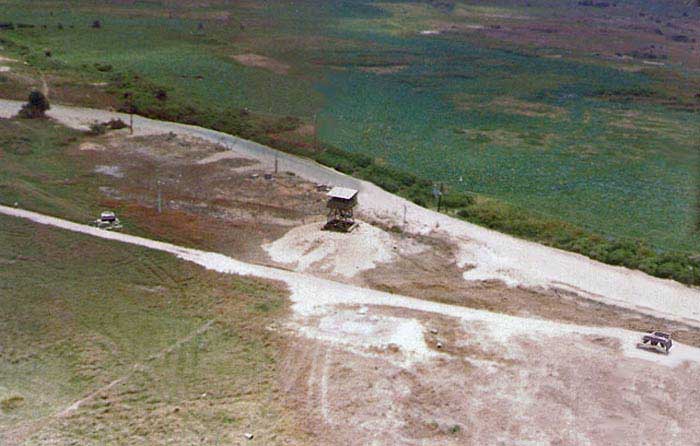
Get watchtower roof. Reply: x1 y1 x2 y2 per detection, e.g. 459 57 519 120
327 187 358 201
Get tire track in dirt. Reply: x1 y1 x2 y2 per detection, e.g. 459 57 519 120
1 320 214 446
320 349 332 425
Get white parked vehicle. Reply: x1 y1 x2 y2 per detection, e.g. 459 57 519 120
90 211 122 230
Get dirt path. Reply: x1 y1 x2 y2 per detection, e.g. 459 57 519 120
5 206 700 444
1 99 699 329
2 204 700 368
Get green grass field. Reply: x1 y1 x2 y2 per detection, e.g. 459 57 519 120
0 212 306 444
0 0 699 277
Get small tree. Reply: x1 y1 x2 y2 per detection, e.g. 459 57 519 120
18 90 50 119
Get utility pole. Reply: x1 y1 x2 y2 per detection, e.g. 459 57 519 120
125 92 134 135
274 154 278 175
156 180 162 214
434 182 444 212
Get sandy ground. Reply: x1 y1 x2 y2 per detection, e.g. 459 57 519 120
4 204 700 445
263 220 427 280
1 99 698 331
76 131 326 262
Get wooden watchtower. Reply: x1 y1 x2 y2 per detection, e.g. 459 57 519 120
324 186 358 232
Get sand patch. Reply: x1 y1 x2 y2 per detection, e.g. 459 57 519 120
94 165 124 178
196 150 252 165
358 65 408 75
0 66 10 73
296 309 437 366
79 142 106 152
490 97 566 119
231 54 290 75
0 56 18 63
263 221 426 278
456 94 567 119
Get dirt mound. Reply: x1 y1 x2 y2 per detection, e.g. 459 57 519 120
263 221 426 279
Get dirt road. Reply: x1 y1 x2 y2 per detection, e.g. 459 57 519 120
4 204 700 445
1 99 700 329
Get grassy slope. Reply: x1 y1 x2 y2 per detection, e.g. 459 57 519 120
0 212 307 444
0 118 95 219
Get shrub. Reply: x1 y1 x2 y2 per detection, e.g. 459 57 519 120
88 122 108 135
18 90 50 119
105 118 128 130
94 62 113 72
412 196 427 207
441 192 474 209
1 395 24 411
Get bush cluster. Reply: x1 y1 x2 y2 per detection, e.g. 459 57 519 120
18 90 50 119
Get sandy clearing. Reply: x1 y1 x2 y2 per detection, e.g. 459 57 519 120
263 220 426 278
0 66 10 73
3 204 700 370
0 99 699 329
0 55 18 63
285 332 700 445
294 310 438 366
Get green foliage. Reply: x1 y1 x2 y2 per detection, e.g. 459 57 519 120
0 118 90 217
88 121 107 135
441 192 474 209
93 62 112 72
595 86 656 99
18 90 50 119
311 145 431 204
